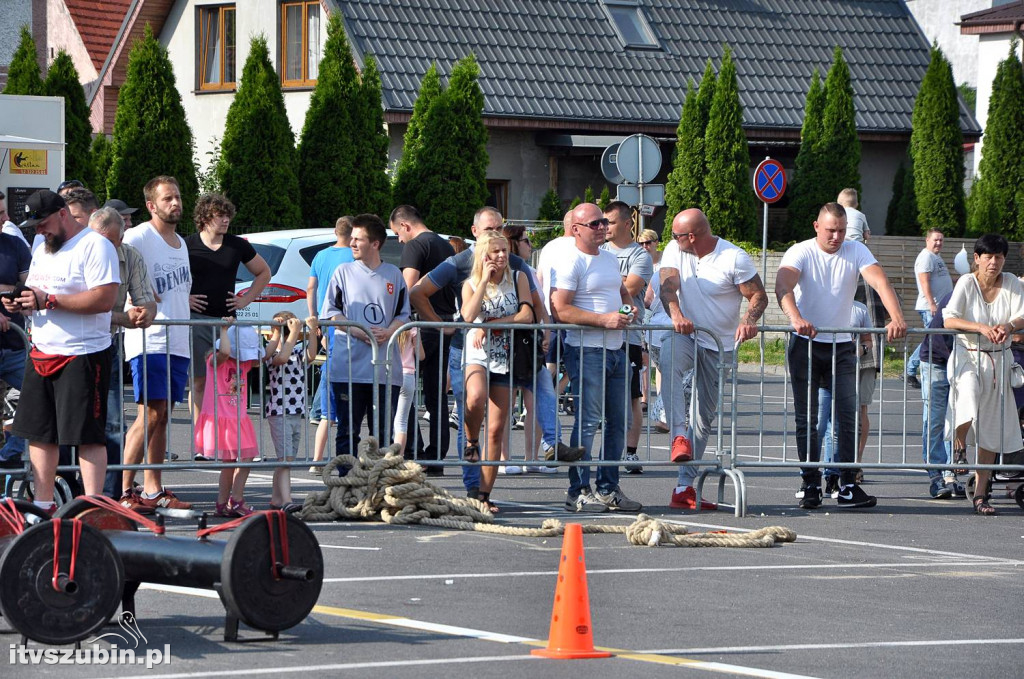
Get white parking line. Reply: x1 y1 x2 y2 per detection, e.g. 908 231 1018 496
643 638 1024 655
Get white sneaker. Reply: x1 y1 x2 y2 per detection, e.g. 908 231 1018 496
623 452 643 474
525 465 558 474
504 465 524 475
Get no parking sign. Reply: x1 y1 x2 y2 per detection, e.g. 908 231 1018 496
753 158 786 204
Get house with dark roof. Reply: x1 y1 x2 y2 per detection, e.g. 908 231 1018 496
959 0 1024 178
83 1 981 232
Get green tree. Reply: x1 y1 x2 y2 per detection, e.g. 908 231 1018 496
597 185 611 211
392 63 442 209
107 25 198 228
88 135 113 204
884 160 919 236
218 35 301 229
958 83 977 115
351 54 392 218
665 59 717 236
532 188 563 248
583 186 596 205
911 45 966 236
569 195 582 209
786 69 829 241
296 14 359 227
413 54 489 238
3 26 44 95
703 46 756 243
44 51 93 187
967 41 1024 238
819 47 861 195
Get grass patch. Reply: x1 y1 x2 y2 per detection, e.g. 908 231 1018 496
736 336 907 377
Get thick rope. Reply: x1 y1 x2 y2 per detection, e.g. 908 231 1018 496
298 438 796 548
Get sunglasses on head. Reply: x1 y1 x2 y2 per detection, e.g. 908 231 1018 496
56 179 84 192
574 218 610 230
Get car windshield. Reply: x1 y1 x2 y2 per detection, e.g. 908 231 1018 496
236 243 285 282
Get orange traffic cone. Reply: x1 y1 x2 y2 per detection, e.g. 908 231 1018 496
531 522 612 659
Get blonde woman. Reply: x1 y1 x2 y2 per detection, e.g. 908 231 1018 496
461 231 534 512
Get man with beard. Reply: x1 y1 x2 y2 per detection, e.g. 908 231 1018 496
2 190 119 512
119 176 194 512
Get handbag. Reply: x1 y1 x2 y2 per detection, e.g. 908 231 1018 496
512 301 545 382
1011 361 1024 389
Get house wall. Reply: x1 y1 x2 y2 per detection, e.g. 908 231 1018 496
858 140 908 237
46 0 98 80
0 0 32 64
972 33 1020 179
161 0 327 171
905 0 988 88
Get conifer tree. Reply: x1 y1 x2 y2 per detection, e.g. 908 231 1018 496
414 55 489 238
703 47 756 243
218 35 302 229
665 60 716 239
819 47 861 195
967 41 1024 238
3 26 44 95
88 135 113 204
597 185 610 211
351 54 392 218
44 51 93 187
532 188 563 248
107 25 198 228
895 159 918 235
296 14 359 227
392 64 442 209
583 186 596 205
911 45 966 236
787 69 829 240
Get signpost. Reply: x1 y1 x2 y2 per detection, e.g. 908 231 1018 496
752 157 786 282
608 134 664 232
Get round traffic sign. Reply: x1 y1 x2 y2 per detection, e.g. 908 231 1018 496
601 143 623 184
616 134 662 184
753 158 786 204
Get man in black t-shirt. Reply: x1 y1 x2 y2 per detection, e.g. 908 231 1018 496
391 205 456 473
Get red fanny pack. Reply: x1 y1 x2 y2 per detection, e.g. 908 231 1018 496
30 347 76 377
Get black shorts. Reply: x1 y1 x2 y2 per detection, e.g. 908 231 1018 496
12 348 111 446
629 343 643 400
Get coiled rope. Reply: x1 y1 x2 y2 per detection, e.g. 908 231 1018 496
298 438 796 548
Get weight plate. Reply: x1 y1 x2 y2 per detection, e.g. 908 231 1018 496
56 496 139 532
0 520 124 645
220 513 323 632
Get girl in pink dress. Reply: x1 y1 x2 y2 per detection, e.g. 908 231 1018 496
194 322 261 517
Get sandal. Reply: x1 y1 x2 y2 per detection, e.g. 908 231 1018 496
464 440 481 464
972 495 996 516
478 491 498 514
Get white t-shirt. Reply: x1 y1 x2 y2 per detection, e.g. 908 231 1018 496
26 228 119 355
601 240 652 346
2 221 29 247
779 238 877 343
661 238 757 350
844 207 869 243
122 222 192 360
536 236 576 318
551 245 624 349
464 273 520 374
913 248 953 311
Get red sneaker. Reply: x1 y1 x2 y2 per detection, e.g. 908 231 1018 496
670 435 693 462
669 486 717 511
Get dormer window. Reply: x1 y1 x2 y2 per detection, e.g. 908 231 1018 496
603 1 660 50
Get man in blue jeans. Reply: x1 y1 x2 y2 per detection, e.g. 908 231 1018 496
917 291 963 499
905 229 953 388
551 203 641 513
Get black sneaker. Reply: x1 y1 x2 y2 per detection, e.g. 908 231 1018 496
836 483 877 509
946 480 966 498
546 442 585 462
799 485 822 509
905 374 922 389
824 476 840 499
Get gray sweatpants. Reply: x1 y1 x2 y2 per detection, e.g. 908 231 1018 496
663 333 733 487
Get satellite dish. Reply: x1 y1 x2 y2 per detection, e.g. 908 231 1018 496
954 245 971 275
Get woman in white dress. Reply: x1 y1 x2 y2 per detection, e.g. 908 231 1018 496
461 231 533 512
943 234 1024 515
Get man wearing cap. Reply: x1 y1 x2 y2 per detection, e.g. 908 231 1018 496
1 190 119 512
104 198 138 229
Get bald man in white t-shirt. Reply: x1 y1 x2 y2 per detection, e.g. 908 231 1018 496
776 202 905 511
659 209 767 511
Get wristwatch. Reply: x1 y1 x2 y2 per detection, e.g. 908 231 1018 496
45 294 58 310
